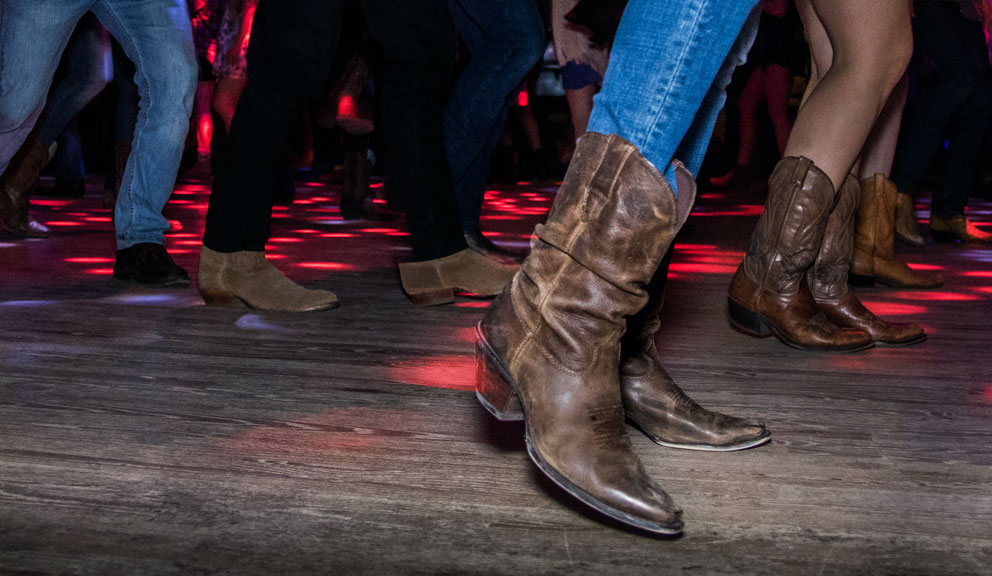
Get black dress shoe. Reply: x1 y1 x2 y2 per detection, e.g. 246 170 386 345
464 229 523 265
113 243 190 287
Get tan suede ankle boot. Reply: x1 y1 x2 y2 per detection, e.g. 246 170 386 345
198 246 339 312
811 175 925 346
398 248 517 306
728 157 872 352
476 132 694 534
850 175 943 289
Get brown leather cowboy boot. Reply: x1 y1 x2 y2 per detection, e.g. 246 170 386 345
811 175 926 346
728 157 872 352
0 135 52 238
850 175 943 288
621 248 771 451
476 132 693 534
930 214 992 245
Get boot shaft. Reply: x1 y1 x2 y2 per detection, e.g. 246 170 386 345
809 174 860 301
740 157 837 297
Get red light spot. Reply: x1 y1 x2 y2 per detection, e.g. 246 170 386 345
294 229 321 234
669 262 737 275
174 240 202 246
169 220 183 231
859 302 927 315
298 262 353 271
963 271 992 278
83 216 112 223
266 254 287 260
337 95 357 118
45 221 83 227
30 199 72 207
388 355 475 391
455 301 490 308
891 291 980 302
906 263 943 271
700 193 725 200
85 268 114 275
65 257 113 264
455 326 477 342
984 387 992 403
320 233 356 239
517 89 528 108
268 237 303 243
360 228 398 234
975 286 992 294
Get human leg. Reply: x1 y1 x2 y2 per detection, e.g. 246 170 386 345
92 0 197 285
478 0 766 533
200 0 341 310
444 0 544 237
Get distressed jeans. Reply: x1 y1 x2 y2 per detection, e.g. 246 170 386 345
587 0 761 192
0 0 196 248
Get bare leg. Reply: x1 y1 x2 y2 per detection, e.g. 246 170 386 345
786 0 912 188
859 74 908 179
213 77 247 132
564 84 597 140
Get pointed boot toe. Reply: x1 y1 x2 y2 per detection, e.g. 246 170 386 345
399 248 518 306
199 246 338 311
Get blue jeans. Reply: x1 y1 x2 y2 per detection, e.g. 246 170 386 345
443 0 544 234
587 0 760 192
0 0 196 249
35 14 113 148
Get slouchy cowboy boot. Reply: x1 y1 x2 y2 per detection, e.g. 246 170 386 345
475 132 692 534
0 135 52 238
810 175 926 346
621 248 771 451
850 175 943 288
728 157 872 352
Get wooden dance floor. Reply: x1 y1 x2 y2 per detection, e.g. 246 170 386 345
2 175 991 575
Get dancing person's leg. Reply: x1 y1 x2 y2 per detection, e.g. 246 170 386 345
478 0 766 535
784 0 912 190
444 0 544 238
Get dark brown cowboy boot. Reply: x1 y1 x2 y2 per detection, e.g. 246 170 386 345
0 136 51 238
850 175 943 288
812 175 925 346
621 248 771 451
728 157 872 352
476 133 695 535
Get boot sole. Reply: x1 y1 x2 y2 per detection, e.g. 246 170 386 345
475 324 683 536
873 333 927 347
200 288 340 312
628 417 772 452
728 298 874 353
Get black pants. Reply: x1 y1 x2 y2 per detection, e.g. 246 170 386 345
891 1 992 218
203 0 467 261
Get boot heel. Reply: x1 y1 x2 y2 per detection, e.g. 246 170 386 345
475 339 524 421
848 273 875 287
728 298 772 337
406 287 455 306
200 289 239 307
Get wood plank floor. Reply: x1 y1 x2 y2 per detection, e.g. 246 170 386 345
2 175 991 576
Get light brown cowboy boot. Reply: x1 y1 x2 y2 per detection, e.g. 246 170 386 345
728 157 872 352
930 214 992 245
621 247 771 451
811 175 925 346
850 175 943 288
0 136 52 238
894 191 924 247
476 132 694 534
199 246 339 312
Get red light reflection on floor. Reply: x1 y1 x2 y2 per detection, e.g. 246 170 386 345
906 263 944 271
31 199 73 207
85 268 114 275
669 262 737 275
859 302 928 316
963 271 992 278
454 326 477 343
268 237 303 243
388 355 475 391
298 262 354 271
65 257 113 264
45 221 84 227
455 301 490 308
891 291 980 302
984 387 992 403
320 233 356 239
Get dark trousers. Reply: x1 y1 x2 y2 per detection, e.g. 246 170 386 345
891 1 992 218
203 0 467 261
